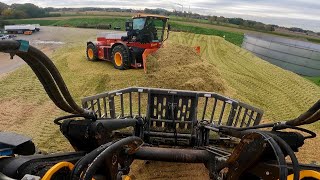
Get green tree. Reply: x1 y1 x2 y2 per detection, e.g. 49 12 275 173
0 2 8 14
11 3 45 18
12 10 28 19
1 8 13 18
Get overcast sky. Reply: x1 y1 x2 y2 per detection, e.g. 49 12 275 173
2 0 320 32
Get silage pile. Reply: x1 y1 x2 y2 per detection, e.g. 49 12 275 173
146 43 230 94
169 32 320 122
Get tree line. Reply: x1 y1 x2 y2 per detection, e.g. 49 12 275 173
144 8 319 34
0 2 318 35
0 2 60 19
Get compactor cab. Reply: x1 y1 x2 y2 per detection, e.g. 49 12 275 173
125 14 170 43
86 14 170 71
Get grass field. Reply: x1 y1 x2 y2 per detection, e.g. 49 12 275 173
306 76 320 86
5 19 60 26
1 29 319 165
170 22 244 46
5 13 320 47
6 17 127 30
6 17 244 46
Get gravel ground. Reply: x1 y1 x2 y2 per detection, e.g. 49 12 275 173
0 26 108 75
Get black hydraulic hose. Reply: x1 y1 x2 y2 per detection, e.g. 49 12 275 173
0 172 16 180
70 142 114 179
255 131 288 180
274 125 316 139
18 53 76 114
266 132 300 180
286 100 320 126
217 123 275 131
54 114 97 125
0 40 76 113
25 45 87 114
81 136 143 180
295 110 320 126
0 40 19 52
0 40 91 115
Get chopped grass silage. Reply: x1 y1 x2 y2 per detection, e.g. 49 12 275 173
169 32 320 122
0 30 319 164
146 43 231 94
0 42 148 152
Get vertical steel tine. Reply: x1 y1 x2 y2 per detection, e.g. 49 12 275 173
254 112 263 126
138 92 141 116
202 97 209 121
234 106 242 127
210 99 217 123
120 94 124 117
218 101 226 125
240 109 249 127
109 95 115 118
97 98 101 118
129 92 133 117
103 97 107 118
247 111 255 127
91 100 95 112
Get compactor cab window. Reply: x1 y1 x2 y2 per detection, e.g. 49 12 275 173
145 18 166 42
133 18 146 30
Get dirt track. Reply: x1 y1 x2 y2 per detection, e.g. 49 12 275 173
0 26 107 75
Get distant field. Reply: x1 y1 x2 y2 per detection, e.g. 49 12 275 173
6 17 244 46
170 22 244 46
6 17 127 29
6 13 320 46
5 19 60 26
306 76 320 86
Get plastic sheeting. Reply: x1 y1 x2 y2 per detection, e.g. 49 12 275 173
242 34 320 76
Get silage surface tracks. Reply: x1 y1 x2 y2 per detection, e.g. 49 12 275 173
146 43 230 94
0 28 319 178
0 42 148 152
170 32 320 121
169 32 320 164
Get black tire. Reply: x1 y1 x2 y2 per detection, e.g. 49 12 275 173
86 43 98 61
111 45 130 70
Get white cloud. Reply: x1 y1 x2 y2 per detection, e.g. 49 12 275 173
1 0 320 31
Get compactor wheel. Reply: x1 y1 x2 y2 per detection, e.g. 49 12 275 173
86 43 98 61
112 45 130 70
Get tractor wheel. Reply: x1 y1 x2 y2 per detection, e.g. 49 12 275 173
86 43 98 61
111 45 130 70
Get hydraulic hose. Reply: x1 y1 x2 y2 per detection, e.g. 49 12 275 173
266 132 300 180
70 137 143 180
286 100 320 126
0 40 92 116
81 136 143 180
294 110 320 126
273 125 317 139
23 45 87 114
256 131 288 180
0 40 73 113
70 142 114 179
18 53 76 114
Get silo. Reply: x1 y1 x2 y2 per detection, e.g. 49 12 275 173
242 34 320 76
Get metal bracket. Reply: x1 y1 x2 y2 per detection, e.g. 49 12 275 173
17 40 30 52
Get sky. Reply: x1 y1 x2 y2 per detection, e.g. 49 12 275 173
2 0 320 32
